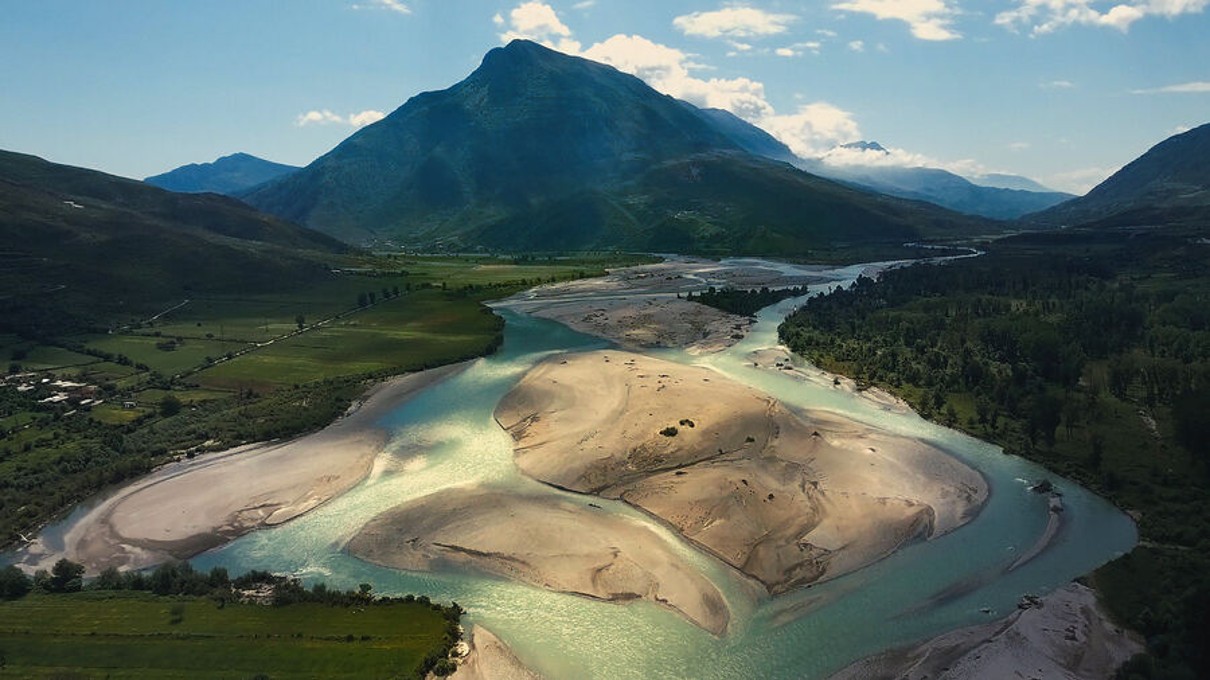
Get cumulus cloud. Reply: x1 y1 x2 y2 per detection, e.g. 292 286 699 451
1131 80 1210 94
996 0 1208 35
832 0 961 40
1041 79 1075 88
583 34 775 119
498 1 581 53
848 39 865 51
760 103 864 158
672 7 797 38
296 109 385 128
351 0 410 14
348 110 386 127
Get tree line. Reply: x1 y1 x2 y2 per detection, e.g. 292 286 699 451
778 232 1210 679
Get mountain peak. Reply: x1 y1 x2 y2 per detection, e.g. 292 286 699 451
145 152 299 196
839 141 889 154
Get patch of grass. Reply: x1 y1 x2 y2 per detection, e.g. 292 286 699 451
0 591 450 679
85 335 249 376
196 291 503 391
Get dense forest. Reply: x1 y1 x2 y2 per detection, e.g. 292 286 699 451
683 285 812 316
778 228 1209 679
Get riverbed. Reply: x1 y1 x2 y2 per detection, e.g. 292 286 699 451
12 256 1137 679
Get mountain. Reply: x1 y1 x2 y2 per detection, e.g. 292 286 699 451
780 141 1072 221
689 107 798 164
242 40 988 251
800 161 1074 220
0 150 348 334
144 152 300 195
1027 122 1210 227
968 173 1058 193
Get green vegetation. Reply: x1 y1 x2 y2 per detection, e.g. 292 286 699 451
0 253 652 548
778 227 1210 679
0 562 462 679
684 285 811 317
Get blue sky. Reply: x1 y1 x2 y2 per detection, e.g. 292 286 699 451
2 1 1207 193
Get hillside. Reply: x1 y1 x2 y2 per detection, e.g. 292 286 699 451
1028 122 1210 226
0 150 348 335
144 152 300 195
243 40 989 252
796 157 1072 220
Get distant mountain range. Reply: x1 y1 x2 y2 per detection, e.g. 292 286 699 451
242 39 989 253
0 150 346 334
145 152 299 195
1026 122 1210 228
791 144 1073 221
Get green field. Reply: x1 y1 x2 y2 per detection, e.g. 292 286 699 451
195 291 502 392
0 591 450 679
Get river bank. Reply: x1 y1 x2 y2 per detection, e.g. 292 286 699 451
17 362 468 573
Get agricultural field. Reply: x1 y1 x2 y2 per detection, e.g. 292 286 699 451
0 591 452 679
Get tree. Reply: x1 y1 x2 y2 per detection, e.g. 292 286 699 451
159 394 182 417
357 292 368 308
0 565 31 600
49 558 85 593
295 314 305 330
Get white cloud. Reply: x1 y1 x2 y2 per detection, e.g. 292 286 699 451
573 0 597 8
348 110 386 127
1131 80 1210 94
672 7 797 38
583 34 776 120
498 1 582 54
1008 141 1031 150
832 0 961 40
1041 79 1075 88
761 103 863 157
996 0 1208 35
817 28 839 37
296 109 385 128
296 110 344 126
848 39 865 51
350 0 411 14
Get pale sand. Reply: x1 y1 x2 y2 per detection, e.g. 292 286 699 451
48 363 468 573
495 350 987 594
451 626 543 680
496 258 826 353
347 486 730 634
829 583 1144 680
749 347 912 415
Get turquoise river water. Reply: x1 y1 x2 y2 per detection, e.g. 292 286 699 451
19 259 1138 679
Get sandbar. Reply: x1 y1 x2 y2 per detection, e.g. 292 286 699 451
347 486 729 634
829 582 1143 680
42 362 467 572
495 350 987 594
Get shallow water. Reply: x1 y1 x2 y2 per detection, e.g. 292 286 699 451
19 258 1137 679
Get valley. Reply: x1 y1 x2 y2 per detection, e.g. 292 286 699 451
2 11 1208 678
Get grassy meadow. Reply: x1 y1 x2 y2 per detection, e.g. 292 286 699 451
0 591 452 679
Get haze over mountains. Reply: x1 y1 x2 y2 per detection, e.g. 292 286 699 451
241 39 988 253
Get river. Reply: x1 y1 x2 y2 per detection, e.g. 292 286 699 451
20 257 1138 679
